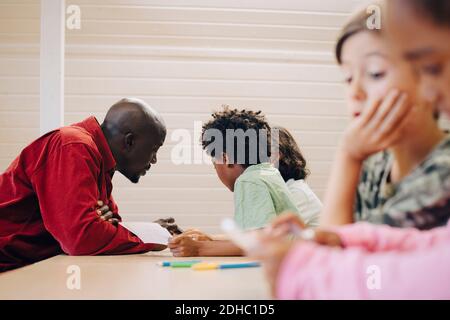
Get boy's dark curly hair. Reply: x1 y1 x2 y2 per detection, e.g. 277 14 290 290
274 126 310 182
201 106 271 168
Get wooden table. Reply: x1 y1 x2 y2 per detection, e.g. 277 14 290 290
0 251 271 300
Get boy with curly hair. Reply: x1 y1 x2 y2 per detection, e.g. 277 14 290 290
168 106 300 256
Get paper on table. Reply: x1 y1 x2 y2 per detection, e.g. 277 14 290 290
121 222 172 245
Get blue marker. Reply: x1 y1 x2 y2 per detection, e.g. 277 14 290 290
218 262 261 269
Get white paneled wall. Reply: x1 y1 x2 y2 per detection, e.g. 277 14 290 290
1 0 369 233
0 1 40 170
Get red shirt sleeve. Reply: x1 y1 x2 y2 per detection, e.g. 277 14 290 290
31 143 155 255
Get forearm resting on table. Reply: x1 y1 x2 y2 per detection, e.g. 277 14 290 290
210 234 229 241
199 240 244 256
320 148 363 227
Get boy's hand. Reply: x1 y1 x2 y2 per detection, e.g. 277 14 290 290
179 229 213 241
154 217 183 236
342 89 411 162
168 235 203 257
96 200 119 226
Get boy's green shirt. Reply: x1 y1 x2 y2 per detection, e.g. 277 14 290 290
233 163 300 230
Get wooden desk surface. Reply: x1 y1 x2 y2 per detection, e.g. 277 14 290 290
0 251 271 300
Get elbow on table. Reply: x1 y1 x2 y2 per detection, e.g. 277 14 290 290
63 244 100 256
61 235 108 256
59 220 116 256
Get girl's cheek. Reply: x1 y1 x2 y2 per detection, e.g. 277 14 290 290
389 64 418 96
344 89 354 113
365 81 387 104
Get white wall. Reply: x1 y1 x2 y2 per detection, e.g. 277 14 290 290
1 0 366 233
0 1 40 172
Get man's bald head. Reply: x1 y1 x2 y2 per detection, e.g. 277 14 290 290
103 98 166 137
101 98 166 183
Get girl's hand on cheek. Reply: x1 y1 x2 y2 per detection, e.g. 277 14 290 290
342 89 411 162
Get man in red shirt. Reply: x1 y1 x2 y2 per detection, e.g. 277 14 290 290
0 98 168 272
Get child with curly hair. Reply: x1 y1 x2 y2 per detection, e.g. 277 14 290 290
168 106 301 256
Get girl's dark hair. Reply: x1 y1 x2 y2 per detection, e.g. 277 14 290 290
273 127 310 182
335 6 382 64
406 0 450 27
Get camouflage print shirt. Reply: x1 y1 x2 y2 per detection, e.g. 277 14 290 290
355 135 450 230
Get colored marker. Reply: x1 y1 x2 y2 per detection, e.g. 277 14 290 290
192 262 261 271
157 260 201 267
219 262 261 269
171 261 202 268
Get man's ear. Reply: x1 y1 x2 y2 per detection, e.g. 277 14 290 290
124 132 134 151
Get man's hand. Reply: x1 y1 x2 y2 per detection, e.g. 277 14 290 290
168 234 203 257
96 200 119 226
154 217 184 236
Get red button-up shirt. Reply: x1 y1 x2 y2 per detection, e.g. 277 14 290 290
0 117 155 272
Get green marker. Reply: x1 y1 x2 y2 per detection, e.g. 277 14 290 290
170 261 202 268
157 260 202 268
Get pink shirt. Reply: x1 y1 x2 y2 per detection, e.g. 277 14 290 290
277 222 450 299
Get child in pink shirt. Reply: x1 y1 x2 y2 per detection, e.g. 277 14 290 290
275 222 450 299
